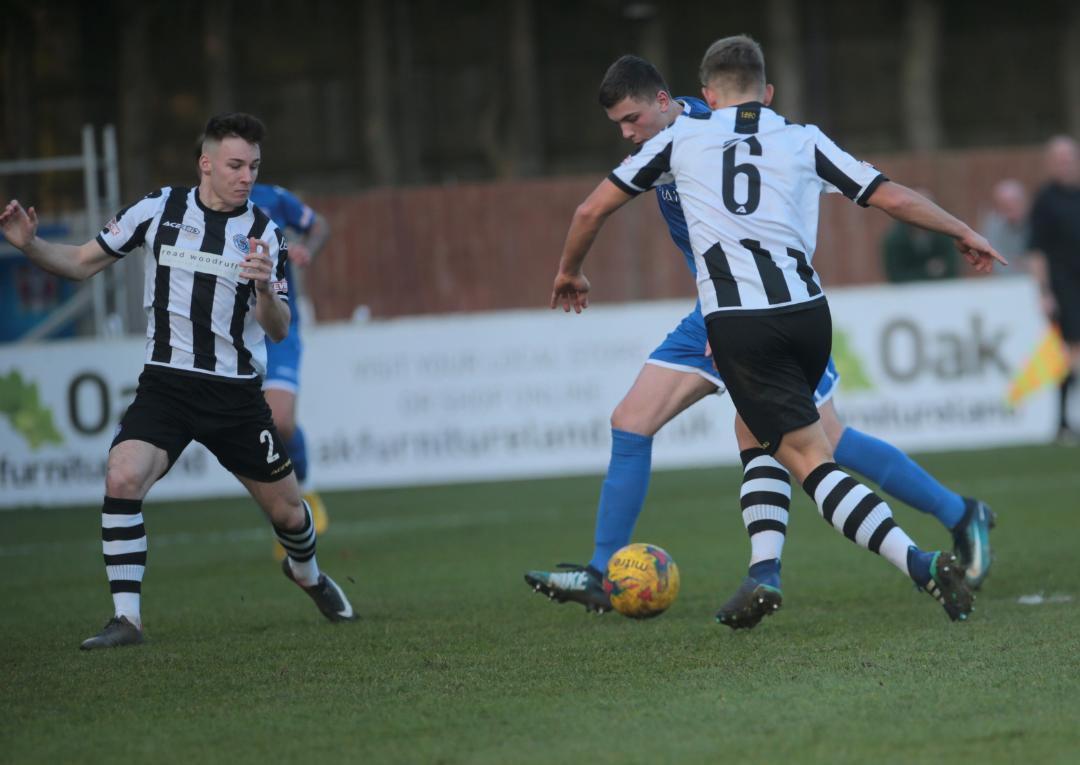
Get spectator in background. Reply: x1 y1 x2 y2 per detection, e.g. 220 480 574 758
882 188 960 282
1028 135 1080 444
980 179 1029 276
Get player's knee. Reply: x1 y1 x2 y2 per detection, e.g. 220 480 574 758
610 402 653 436
104 461 151 499
609 401 634 433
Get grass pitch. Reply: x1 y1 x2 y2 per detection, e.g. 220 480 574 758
3 445 1079 764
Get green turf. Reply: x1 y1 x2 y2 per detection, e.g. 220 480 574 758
3 444 1079 764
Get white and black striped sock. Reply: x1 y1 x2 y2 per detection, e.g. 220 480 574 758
802 462 917 576
739 449 791 566
274 500 320 586
102 496 146 628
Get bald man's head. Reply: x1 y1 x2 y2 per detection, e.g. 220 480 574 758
1045 135 1080 185
992 179 1027 224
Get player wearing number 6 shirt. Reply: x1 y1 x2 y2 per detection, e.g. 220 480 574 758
0 112 357 650
551 36 1006 624
525 54 997 629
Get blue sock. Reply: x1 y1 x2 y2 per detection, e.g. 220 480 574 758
748 558 782 590
834 428 965 530
588 430 653 573
906 546 935 586
287 427 309 485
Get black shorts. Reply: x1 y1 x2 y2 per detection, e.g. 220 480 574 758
705 299 832 454
112 366 294 483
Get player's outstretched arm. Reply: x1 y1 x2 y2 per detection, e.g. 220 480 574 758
866 182 1007 274
245 237 291 342
551 179 632 313
0 199 114 281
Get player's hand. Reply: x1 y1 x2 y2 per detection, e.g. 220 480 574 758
550 270 591 313
0 200 39 250
954 230 1007 274
288 243 312 267
242 238 274 290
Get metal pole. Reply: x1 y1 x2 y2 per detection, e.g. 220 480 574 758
82 124 105 336
102 124 127 334
102 125 121 212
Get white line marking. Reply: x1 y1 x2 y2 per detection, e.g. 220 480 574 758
0 506 562 559
1017 593 1074 605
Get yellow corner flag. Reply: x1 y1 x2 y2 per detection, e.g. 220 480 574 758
1008 325 1071 406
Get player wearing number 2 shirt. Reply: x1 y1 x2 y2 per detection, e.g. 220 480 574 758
0 112 357 651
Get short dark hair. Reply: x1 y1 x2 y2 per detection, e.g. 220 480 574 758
196 112 266 157
598 55 670 109
699 35 766 93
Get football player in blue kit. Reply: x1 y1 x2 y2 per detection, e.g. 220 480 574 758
248 184 332 555
525 55 995 628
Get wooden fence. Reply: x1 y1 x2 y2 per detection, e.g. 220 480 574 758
306 145 1045 320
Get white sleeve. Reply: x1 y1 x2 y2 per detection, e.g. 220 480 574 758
95 188 167 257
607 130 676 196
810 127 887 207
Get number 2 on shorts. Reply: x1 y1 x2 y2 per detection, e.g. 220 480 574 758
259 429 280 463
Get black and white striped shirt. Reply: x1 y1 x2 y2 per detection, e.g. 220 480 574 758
609 102 886 317
97 186 288 380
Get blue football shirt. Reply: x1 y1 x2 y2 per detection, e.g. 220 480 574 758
249 184 316 328
654 97 711 277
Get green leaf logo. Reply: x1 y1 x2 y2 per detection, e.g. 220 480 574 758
832 329 873 392
0 370 63 450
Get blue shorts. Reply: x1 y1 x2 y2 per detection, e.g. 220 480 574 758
646 306 726 391
814 356 839 406
645 306 839 404
264 327 302 393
